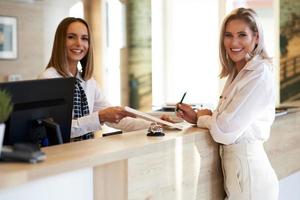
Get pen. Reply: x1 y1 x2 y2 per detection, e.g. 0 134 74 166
176 92 187 111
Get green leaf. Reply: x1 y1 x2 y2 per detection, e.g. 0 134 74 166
0 90 13 123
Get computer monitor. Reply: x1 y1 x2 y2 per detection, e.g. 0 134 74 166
0 77 75 146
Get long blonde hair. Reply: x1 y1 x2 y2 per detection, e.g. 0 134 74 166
219 8 270 78
46 17 94 81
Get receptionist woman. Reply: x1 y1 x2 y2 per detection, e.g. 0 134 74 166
176 8 278 199
39 17 151 141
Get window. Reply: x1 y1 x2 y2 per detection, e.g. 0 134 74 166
152 0 220 108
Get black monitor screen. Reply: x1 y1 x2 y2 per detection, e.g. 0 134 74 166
0 77 75 146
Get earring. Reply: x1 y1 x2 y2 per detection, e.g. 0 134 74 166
245 52 253 61
226 52 229 60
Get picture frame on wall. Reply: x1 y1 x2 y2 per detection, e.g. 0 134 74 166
0 16 17 59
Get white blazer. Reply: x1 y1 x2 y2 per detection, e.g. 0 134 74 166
197 56 275 145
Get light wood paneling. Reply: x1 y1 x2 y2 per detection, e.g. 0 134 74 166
94 160 128 200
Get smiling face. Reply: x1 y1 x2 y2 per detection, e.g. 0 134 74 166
66 21 89 70
223 19 258 70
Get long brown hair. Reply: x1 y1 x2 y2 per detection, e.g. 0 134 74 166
46 17 94 80
219 8 270 78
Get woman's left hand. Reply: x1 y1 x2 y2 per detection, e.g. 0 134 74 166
196 109 212 118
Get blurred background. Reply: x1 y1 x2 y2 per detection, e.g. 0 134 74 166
0 0 298 112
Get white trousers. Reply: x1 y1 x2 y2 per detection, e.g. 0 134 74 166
219 142 279 200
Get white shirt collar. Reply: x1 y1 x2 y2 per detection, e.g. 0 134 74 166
67 70 84 82
243 55 265 71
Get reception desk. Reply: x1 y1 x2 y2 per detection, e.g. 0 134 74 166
0 110 300 200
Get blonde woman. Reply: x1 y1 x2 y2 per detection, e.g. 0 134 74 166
40 17 150 141
177 8 278 199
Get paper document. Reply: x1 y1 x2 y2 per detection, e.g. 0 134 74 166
124 106 184 130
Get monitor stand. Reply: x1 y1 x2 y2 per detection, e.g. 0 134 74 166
30 118 63 146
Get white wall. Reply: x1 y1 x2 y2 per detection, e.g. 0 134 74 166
0 168 93 200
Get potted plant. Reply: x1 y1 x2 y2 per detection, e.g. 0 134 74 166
0 89 13 151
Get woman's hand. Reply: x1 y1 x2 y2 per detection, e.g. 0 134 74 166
98 106 136 123
160 114 176 123
196 109 212 118
176 103 197 124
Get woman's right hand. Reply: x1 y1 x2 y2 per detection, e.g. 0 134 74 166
98 106 136 124
176 103 197 124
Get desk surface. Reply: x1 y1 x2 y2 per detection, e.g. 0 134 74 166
1 109 300 192
0 125 207 190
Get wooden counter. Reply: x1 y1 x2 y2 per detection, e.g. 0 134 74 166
0 126 224 200
0 109 299 200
